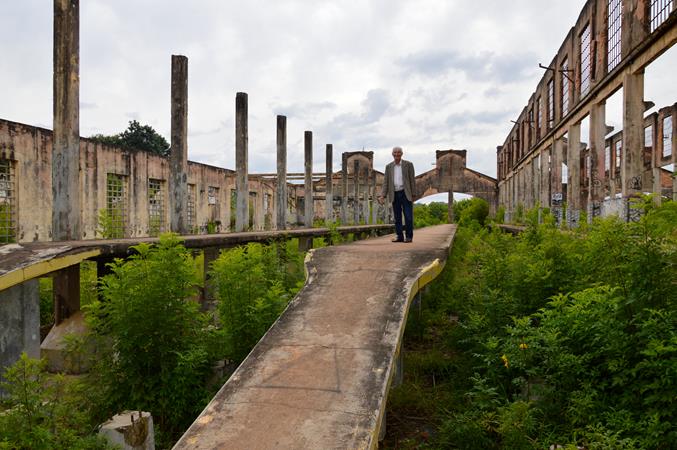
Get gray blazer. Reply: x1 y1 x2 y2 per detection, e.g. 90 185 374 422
381 160 416 203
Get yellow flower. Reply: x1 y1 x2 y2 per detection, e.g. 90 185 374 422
519 342 528 350
501 354 509 368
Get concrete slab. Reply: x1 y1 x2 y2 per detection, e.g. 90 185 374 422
173 224 456 450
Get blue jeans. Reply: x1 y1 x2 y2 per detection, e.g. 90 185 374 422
393 190 413 240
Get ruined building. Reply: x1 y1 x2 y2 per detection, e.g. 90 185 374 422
496 0 676 225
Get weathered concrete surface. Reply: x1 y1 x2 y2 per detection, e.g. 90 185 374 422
0 225 394 292
174 224 456 450
170 55 189 235
41 310 92 373
235 92 249 232
99 411 155 450
0 280 39 391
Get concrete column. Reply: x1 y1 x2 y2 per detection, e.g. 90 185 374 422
589 101 607 221
276 115 287 230
353 160 360 224
304 131 313 227
0 280 40 391
170 55 189 234
53 265 80 325
540 148 551 207
567 123 582 227
235 92 249 232
551 138 564 224
448 191 454 223
325 144 333 224
53 0 81 241
622 70 645 221
341 155 348 224
363 168 371 225
298 236 313 253
371 171 378 224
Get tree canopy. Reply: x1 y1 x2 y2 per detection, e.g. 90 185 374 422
89 120 170 157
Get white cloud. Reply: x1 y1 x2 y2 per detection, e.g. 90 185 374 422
3 0 672 185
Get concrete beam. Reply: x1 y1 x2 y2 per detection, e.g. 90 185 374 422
170 55 189 234
235 93 249 232
325 144 333 224
276 116 287 230
304 131 313 227
52 0 81 241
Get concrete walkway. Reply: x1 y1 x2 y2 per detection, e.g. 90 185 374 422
174 224 457 450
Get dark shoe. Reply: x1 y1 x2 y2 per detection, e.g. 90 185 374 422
392 238 404 243
404 238 413 243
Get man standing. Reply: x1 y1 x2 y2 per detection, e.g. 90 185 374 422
378 146 416 242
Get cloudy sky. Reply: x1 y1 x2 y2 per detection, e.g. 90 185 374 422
2 0 675 194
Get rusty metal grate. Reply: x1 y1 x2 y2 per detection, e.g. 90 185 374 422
187 183 197 231
608 0 623 71
106 173 128 238
561 57 570 116
580 24 592 97
148 178 165 236
547 79 555 129
651 0 674 32
0 159 16 243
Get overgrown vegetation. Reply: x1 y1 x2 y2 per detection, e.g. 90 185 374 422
386 198 677 449
4 234 306 449
414 202 448 228
89 120 170 157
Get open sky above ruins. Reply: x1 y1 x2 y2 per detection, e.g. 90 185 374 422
2 0 675 199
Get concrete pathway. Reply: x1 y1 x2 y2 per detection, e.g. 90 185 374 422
174 224 457 450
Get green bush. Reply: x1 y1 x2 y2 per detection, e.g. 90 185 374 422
387 201 677 448
85 234 221 446
0 354 110 450
414 202 448 228
211 240 304 362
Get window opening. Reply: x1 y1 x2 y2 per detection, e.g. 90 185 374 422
536 96 542 140
561 58 571 117
664 116 673 157
187 183 196 232
0 159 16 243
148 178 165 236
651 0 674 32
580 24 593 97
608 0 623 72
106 173 128 239
547 79 555 129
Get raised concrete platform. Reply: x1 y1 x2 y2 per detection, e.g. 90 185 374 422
174 224 456 450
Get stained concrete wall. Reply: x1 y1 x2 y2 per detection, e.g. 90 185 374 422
0 280 40 392
0 119 276 242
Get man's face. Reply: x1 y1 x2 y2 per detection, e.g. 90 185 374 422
392 149 403 164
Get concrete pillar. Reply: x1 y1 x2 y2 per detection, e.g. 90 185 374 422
567 123 582 227
298 236 313 253
276 115 287 230
341 155 348 224
589 101 607 221
371 170 378 224
622 70 645 221
170 55 189 234
304 131 313 227
0 280 40 392
448 191 454 223
363 168 370 225
353 160 360 224
325 144 333 224
53 0 81 241
235 92 249 232
551 137 564 224
53 265 80 325
540 148 551 207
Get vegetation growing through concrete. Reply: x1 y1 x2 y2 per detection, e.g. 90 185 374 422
386 198 676 449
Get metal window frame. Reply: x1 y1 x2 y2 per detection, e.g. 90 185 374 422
651 0 674 32
187 183 197 230
664 115 673 157
148 178 165 236
580 23 593 97
0 158 17 243
106 173 128 239
561 57 570 116
608 0 623 72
